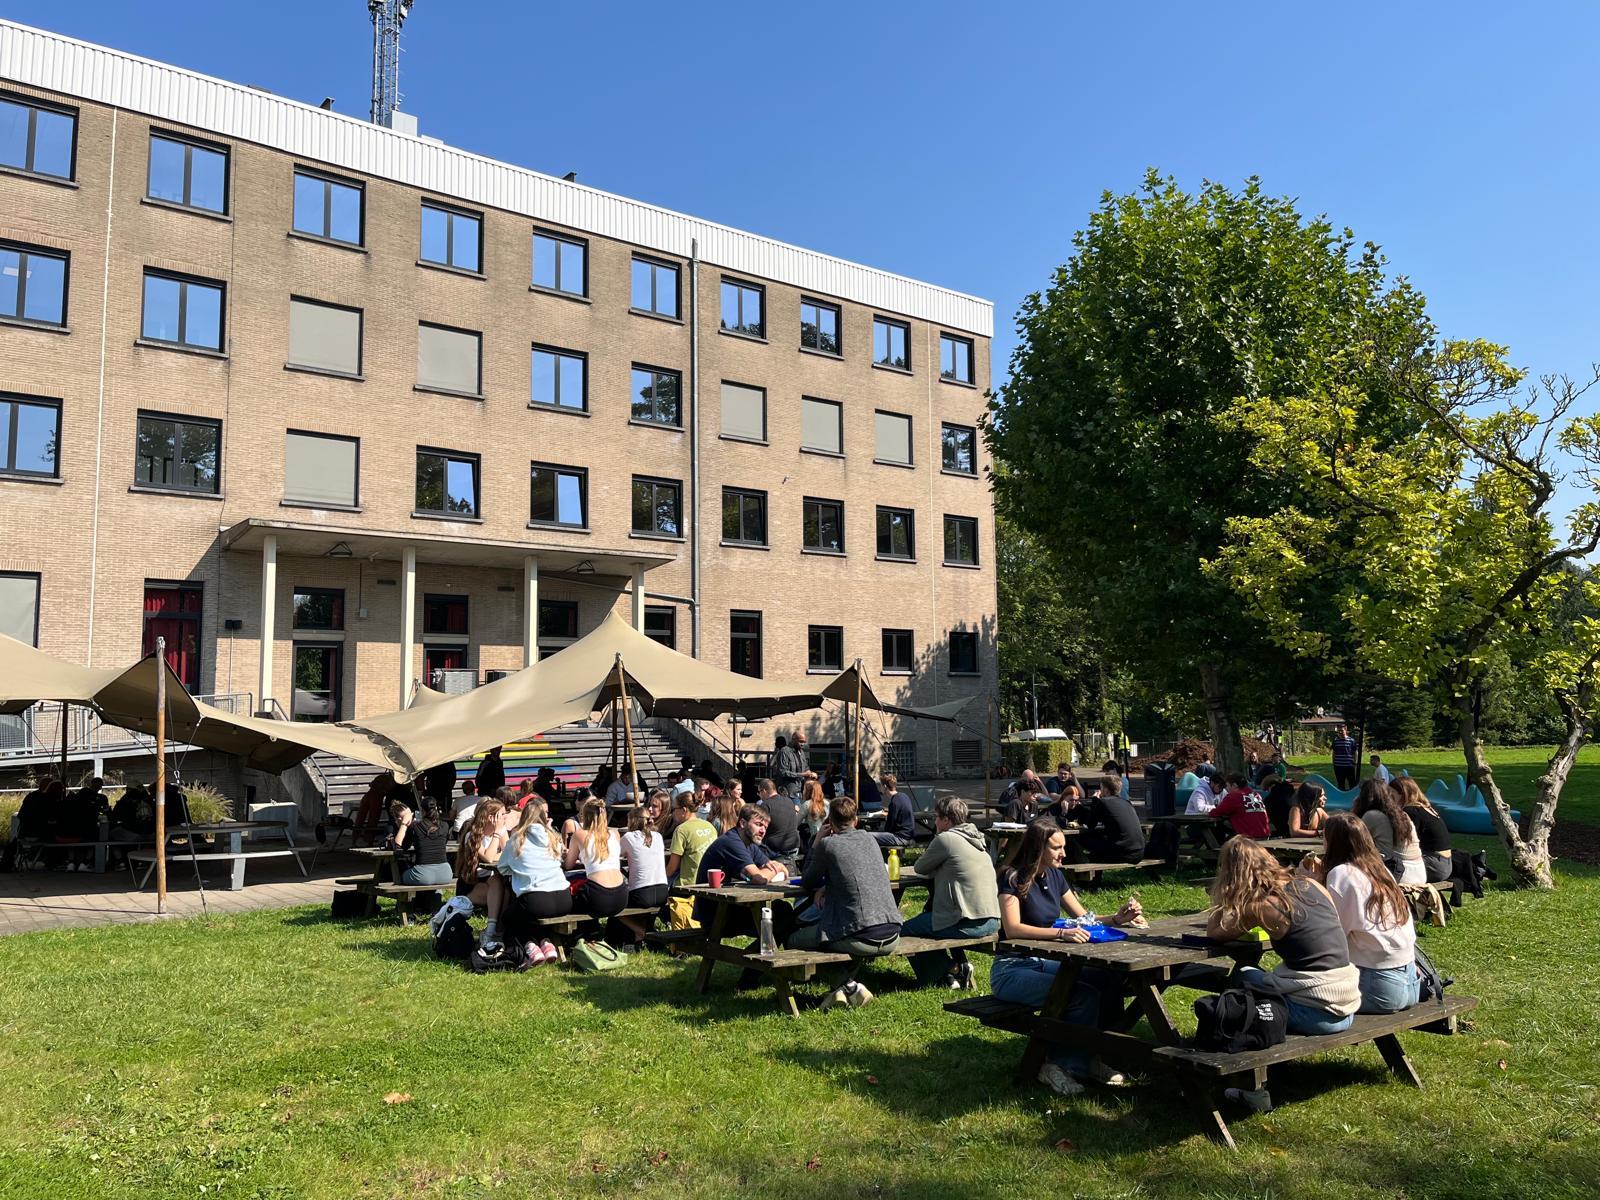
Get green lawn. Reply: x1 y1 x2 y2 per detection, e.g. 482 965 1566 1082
3 839 1598 1200
1368 744 1600 826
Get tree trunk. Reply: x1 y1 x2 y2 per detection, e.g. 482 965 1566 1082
1199 663 1245 776
1456 695 1556 889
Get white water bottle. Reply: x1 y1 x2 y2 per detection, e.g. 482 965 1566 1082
758 904 777 958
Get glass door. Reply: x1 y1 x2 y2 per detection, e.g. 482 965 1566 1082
292 643 342 722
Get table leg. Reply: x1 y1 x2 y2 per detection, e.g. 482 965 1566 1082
227 832 245 890
1178 1073 1236 1149
1132 977 1184 1045
694 903 732 994
1375 1033 1423 1087
1013 958 1085 1087
774 974 800 1018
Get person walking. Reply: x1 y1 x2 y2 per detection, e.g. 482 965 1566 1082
1330 725 1359 790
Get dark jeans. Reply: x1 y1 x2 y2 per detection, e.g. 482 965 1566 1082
628 883 671 910
578 880 629 918
1333 765 1357 790
872 832 914 849
902 910 1000 984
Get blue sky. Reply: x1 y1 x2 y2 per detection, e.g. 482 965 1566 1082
9 1 1599 510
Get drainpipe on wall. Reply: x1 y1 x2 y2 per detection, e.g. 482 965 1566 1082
689 236 702 658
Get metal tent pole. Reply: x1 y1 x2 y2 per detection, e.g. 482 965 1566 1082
154 637 168 914
615 654 638 807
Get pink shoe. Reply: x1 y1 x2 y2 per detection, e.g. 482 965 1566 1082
540 940 558 964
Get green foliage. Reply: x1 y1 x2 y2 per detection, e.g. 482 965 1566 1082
184 783 232 824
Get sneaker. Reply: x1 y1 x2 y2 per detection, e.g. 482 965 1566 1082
523 942 545 969
945 962 976 991
1086 1059 1129 1087
540 940 558 963
1037 1063 1085 1096
819 980 872 1011
819 986 850 1012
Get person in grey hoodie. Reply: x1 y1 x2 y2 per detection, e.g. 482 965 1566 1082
903 795 1001 988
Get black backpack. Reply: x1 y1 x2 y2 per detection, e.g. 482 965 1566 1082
432 913 475 960
467 935 530 974
1192 988 1288 1053
1414 945 1452 1003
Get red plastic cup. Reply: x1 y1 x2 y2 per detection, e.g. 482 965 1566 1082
707 869 726 888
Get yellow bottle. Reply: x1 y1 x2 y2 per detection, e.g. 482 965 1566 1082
887 848 901 882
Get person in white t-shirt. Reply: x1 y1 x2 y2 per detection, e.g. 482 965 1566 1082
1369 754 1392 785
616 799 670 943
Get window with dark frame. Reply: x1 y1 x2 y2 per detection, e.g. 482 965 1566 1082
730 610 763 678
882 628 914 674
800 298 841 354
0 242 67 326
803 497 844 553
949 630 979 675
644 605 676 649
532 229 587 296
631 475 682 537
415 448 480 516
952 739 982 768
631 365 682 427
940 332 974 384
720 278 765 337
529 461 588 528
944 515 979 565
874 410 913 465
292 587 345 630
808 624 843 672
538 599 578 642
0 395 59 477
420 201 482 272
0 94 76 180
287 297 363 377
146 132 228 214
423 593 469 636
141 270 224 351
292 168 364 245
417 322 482 396
0 571 40 646
143 581 202 688
873 316 910 370
800 396 843 455
283 430 358 508
722 487 768 546
876 506 915 560
135 412 220 494
719 381 767 442
941 423 978 475
530 344 587 411
631 256 680 318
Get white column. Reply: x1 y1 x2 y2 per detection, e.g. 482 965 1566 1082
632 566 646 632
257 534 277 716
523 555 539 668
400 546 417 707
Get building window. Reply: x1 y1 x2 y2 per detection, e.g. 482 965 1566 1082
141 270 224 352
0 94 76 181
940 333 974 384
876 506 915 560
644 605 676 649
730 610 763 678
292 168 363 245
292 643 343 722
284 430 358 508
720 381 767 442
292 587 345 631
882 628 914 674
800 298 841 355
632 475 682 537
722 487 768 547
942 423 977 475
420 200 482 272
143 581 202 688
0 242 67 326
808 624 843 672
800 396 843 455
944 515 979 566
0 395 60 477
873 316 910 370
415 447 479 517
881 741 918 778
417 322 482 396
631 365 682 427
952 739 982 768
532 229 587 296
809 742 846 775
529 462 588 528
135 412 220 494
631 256 680 318
538 599 579 658
949 630 979 675
287 297 363 377
720 277 765 337
874 410 913 466
0 571 40 646
531 344 587 411
424 594 469 636
146 132 228 214
803 497 844 554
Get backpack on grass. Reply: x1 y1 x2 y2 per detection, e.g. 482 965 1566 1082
468 935 530 974
432 913 475 960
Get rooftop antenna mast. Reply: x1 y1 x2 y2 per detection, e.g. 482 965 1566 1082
368 0 414 127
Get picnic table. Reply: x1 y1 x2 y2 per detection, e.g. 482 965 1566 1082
1148 813 1231 862
986 822 1078 867
128 820 304 891
1255 836 1322 860
334 842 461 921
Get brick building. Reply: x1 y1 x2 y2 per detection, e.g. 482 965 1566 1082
0 20 996 776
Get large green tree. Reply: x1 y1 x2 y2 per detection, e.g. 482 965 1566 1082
987 173 1434 773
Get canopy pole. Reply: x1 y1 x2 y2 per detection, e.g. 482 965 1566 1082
609 696 619 776
155 637 168 914
852 658 863 803
59 701 69 786
615 654 638 806
985 695 995 808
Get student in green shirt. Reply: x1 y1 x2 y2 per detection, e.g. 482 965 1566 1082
665 790 717 887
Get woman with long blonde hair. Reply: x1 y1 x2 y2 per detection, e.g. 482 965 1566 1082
563 797 628 918
481 797 566 958
1305 812 1418 1013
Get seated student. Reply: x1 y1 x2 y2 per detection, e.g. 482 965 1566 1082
1044 762 1080 799
454 798 508 906
516 778 536 810
798 779 828 855
1066 774 1146 863
605 767 637 812
821 762 844 800
1262 776 1298 836
787 795 903 1010
1099 761 1131 800
903 796 1001 988
1392 777 1478 898
695 803 786 931
617 802 670 942
451 779 479 833
1210 773 1271 840
1288 782 1327 837
754 777 801 869
999 769 1042 811
697 758 726 790
388 794 453 887
872 774 916 849
1301 812 1418 1013
855 769 884 814
664 790 717 888
990 819 1144 1094
708 790 741 835
1353 779 1426 885
1002 777 1045 825
483 799 564 960
590 765 616 807
1205 837 1359 1037
1369 754 1393 785
1184 773 1221 815
532 766 560 803
109 782 156 842
563 799 629 919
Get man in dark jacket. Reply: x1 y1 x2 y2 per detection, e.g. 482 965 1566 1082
755 776 801 869
1068 772 1146 863
475 747 506 796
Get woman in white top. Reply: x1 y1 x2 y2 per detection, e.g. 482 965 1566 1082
1184 776 1219 815
1352 779 1426 885
616 801 670 941
564 798 628 918
1304 812 1418 1013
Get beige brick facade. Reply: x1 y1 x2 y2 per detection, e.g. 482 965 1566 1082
0 65 996 776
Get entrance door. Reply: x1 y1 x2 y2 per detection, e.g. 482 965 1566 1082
292 643 342 722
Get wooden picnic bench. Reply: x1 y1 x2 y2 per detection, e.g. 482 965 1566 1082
334 843 459 918
513 905 664 961
1063 857 1172 886
128 821 305 891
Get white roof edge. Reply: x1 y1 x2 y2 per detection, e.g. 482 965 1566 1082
0 20 993 338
